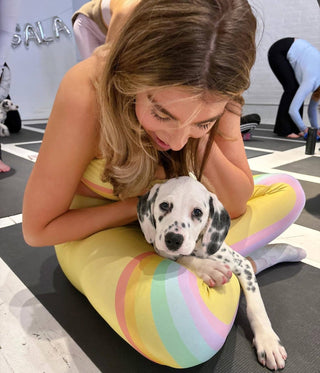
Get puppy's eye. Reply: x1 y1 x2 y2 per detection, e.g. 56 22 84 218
159 202 170 211
192 208 203 218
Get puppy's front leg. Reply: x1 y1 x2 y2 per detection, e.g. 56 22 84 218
213 246 287 370
244 285 287 370
177 256 232 287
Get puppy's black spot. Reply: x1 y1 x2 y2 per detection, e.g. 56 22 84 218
151 215 156 228
217 209 231 230
182 223 185 228
137 187 159 227
259 351 266 360
206 241 220 255
244 269 252 281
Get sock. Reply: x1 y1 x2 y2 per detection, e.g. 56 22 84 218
249 244 307 274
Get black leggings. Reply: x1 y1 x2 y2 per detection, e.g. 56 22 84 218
268 37 304 136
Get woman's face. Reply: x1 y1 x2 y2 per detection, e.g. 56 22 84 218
135 87 228 151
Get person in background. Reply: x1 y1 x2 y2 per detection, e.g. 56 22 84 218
268 37 320 139
0 0 21 172
240 113 261 140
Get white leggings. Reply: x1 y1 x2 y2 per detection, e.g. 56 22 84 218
73 14 106 59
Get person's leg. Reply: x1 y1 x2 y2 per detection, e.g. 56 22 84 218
0 144 10 172
55 195 240 368
268 38 301 136
226 173 306 272
73 14 106 59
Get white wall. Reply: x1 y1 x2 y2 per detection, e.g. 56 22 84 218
244 0 320 124
5 0 320 122
6 0 78 120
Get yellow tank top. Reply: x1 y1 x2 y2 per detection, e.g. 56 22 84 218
80 158 119 201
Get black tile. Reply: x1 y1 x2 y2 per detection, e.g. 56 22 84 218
16 142 42 152
24 123 47 130
245 149 270 159
0 151 33 218
245 137 304 151
296 180 320 230
1 128 43 144
277 157 320 178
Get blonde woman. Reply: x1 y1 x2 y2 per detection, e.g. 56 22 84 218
23 0 305 369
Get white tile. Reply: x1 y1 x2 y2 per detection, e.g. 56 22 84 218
0 217 15 229
271 223 320 269
247 145 320 183
0 258 101 373
10 214 23 224
1 144 38 163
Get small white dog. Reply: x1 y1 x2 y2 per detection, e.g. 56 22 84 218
138 176 287 371
0 99 19 137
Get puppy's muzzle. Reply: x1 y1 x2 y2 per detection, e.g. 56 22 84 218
165 232 184 251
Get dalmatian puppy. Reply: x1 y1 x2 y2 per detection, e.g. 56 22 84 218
0 99 19 137
137 176 287 371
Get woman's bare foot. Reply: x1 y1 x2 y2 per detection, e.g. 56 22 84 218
0 159 11 172
286 133 300 139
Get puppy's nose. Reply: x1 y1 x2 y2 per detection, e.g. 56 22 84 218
165 232 183 251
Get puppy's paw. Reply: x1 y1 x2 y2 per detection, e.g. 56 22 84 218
253 331 287 370
0 124 10 137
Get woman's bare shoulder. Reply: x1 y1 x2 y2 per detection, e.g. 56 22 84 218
63 56 102 88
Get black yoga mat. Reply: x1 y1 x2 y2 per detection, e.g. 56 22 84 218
1 223 319 373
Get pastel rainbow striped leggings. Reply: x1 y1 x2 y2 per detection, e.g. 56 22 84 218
55 173 305 368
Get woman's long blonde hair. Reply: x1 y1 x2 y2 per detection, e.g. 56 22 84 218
96 0 256 199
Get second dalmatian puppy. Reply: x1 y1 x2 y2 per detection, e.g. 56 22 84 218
137 175 287 371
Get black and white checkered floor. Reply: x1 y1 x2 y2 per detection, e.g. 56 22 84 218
1 122 319 372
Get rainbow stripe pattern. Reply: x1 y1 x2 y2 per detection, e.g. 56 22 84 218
113 251 240 368
55 225 240 369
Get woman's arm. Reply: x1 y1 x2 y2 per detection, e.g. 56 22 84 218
201 108 254 219
288 83 312 132
22 57 138 247
308 94 319 129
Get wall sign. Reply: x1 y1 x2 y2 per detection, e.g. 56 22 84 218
11 16 72 48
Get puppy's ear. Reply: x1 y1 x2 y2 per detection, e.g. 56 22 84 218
137 185 159 245
202 194 230 255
